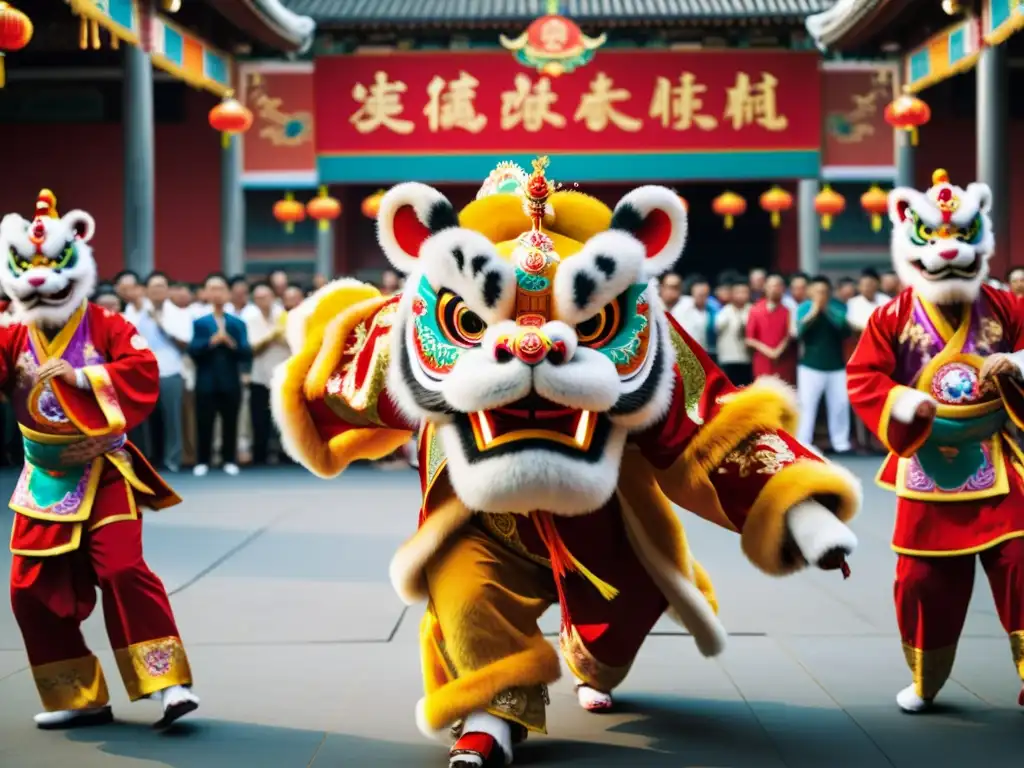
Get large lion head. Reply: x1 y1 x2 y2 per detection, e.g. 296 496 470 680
378 158 686 516
888 169 993 305
0 190 98 327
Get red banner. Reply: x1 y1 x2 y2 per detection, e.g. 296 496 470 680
314 50 821 156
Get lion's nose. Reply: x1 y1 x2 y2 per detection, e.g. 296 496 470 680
494 329 567 366
939 248 960 260
27 277 46 287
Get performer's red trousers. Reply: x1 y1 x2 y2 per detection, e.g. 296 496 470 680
10 495 192 712
894 536 1024 700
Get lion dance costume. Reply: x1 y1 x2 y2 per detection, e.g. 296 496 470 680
275 159 861 766
0 192 199 729
848 169 1024 712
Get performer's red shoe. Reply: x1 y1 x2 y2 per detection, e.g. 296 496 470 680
449 731 506 767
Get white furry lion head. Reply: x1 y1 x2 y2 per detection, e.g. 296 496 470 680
0 190 97 327
889 169 994 305
377 160 687 517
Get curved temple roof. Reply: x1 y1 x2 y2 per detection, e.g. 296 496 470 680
212 0 317 52
805 0 883 50
283 0 837 24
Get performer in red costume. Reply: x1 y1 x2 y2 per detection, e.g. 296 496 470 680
848 169 1024 713
0 191 199 729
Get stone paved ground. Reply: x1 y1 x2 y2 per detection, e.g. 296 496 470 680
1 458 1023 767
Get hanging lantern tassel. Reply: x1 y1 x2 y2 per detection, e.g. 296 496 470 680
821 214 834 231
0 52 5 89
871 213 882 232
91 19 100 50
80 15 87 49
724 214 734 230
222 132 231 150
908 126 918 146
770 211 781 228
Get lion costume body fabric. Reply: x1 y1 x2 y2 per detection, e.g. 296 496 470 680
274 159 861 766
848 169 1024 713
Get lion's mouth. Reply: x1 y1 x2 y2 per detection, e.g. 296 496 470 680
909 256 980 281
23 281 76 307
456 392 610 463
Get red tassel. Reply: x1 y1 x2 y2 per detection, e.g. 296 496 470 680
840 561 851 580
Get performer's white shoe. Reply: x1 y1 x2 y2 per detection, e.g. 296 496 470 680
223 462 240 476
896 684 932 713
193 464 209 477
34 705 113 729
154 685 200 729
575 680 614 712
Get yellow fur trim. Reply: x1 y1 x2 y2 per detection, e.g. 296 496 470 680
273 288 411 478
545 190 613 244
390 480 474 604
419 639 561 732
742 459 861 576
304 295 389 401
683 376 798 475
691 559 718 615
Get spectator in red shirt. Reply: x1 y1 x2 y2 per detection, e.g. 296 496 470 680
745 273 796 385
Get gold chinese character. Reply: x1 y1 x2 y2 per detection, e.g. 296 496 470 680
349 71 415 135
649 73 717 131
500 73 566 132
573 72 642 132
723 72 788 131
423 71 488 133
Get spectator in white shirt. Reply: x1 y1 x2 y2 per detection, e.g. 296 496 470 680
283 283 305 311
113 270 140 308
846 269 889 333
658 273 686 315
246 283 290 465
123 272 193 472
228 275 259 321
169 282 198 467
782 272 809 313
714 280 753 386
674 276 713 351
269 269 289 303
879 270 901 300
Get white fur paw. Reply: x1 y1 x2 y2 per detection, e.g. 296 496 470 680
890 389 936 425
896 684 932 713
576 682 614 712
786 502 858 567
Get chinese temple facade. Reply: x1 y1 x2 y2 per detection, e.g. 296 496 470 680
0 1 314 282
807 0 1023 279
1 1 940 284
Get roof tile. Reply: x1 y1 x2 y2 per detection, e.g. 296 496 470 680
283 0 836 23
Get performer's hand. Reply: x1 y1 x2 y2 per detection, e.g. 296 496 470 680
60 435 121 465
979 353 1019 391
209 331 225 347
221 333 237 349
37 359 76 386
915 399 937 423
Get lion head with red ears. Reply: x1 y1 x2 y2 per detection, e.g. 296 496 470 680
888 169 994 305
0 190 98 328
376 157 687 518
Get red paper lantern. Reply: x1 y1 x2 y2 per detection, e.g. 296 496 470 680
860 185 889 232
306 186 342 231
712 191 746 230
361 190 386 220
209 91 253 148
0 2 33 89
759 185 794 229
884 87 931 146
814 185 846 231
273 192 306 234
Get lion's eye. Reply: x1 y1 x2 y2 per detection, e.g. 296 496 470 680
59 242 77 268
8 246 29 274
576 301 622 348
437 291 487 348
956 216 981 243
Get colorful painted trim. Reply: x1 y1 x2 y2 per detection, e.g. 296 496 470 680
318 150 820 184
904 15 983 94
983 0 1024 45
114 636 193 701
68 0 233 97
